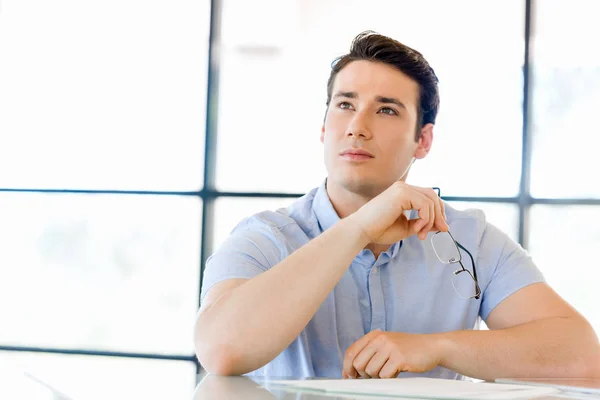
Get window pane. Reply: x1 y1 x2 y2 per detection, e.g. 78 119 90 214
216 0 524 196
447 202 519 243
0 193 201 354
530 0 600 198
528 206 600 334
0 0 209 191
212 197 297 252
0 351 196 400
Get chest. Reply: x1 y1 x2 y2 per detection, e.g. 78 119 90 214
309 248 482 344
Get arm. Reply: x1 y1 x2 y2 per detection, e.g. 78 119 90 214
342 283 600 380
439 282 600 380
343 222 600 380
195 216 369 376
195 183 447 376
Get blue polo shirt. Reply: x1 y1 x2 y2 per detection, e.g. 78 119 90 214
200 181 545 379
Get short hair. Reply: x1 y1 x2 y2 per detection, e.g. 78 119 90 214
326 31 440 139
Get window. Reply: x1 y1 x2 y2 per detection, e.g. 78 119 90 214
529 206 600 333
0 0 209 395
530 0 600 198
527 0 600 334
0 192 201 354
216 0 525 197
0 0 210 191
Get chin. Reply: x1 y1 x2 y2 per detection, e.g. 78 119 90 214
337 176 388 199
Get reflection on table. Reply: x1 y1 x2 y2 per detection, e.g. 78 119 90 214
193 372 582 400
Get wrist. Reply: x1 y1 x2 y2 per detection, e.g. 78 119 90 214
341 213 372 248
432 331 455 368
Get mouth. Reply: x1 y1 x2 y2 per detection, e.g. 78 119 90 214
340 148 374 161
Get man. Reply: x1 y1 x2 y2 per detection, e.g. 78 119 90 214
194 31 600 380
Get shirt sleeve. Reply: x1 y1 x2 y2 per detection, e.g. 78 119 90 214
479 222 546 321
200 216 286 302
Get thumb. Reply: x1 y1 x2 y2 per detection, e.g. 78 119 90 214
407 218 427 239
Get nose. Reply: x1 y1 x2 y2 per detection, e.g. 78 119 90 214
345 110 372 139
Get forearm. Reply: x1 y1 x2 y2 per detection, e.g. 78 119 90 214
438 317 600 381
196 216 369 375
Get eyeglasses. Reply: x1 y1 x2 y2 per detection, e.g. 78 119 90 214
430 188 481 300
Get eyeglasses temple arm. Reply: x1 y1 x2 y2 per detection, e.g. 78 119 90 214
456 241 479 284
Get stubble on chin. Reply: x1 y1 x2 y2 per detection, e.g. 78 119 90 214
338 178 387 200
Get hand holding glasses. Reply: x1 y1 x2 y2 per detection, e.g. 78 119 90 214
430 188 481 300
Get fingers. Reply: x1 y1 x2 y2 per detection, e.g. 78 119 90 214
414 187 448 234
344 333 388 379
364 351 389 378
353 182 449 244
343 330 380 379
344 331 442 380
351 343 378 378
379 358 401 379
411 191 431 237
402 186 447 240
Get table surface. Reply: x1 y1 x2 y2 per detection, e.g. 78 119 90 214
192 372 600 400
4 366 598 399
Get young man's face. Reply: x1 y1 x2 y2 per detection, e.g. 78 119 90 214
321 60 433 198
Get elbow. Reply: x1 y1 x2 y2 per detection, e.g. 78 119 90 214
194 312 256 376
194 326 241 375
194 313 242 376
578 327 600 378
561 317 600 378
563 344 600 378
196 342 241 376
584 346 600 378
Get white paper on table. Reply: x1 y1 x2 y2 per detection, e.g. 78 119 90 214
269 377 559 399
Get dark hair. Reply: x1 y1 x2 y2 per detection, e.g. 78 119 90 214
326 31 440 140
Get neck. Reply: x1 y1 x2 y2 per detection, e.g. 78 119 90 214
325 179 390 258
326 181 370 219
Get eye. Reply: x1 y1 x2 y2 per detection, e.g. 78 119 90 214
338 101 354 110
378 107 399 116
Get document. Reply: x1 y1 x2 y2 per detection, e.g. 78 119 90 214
496 378 600 396
269 377 559 399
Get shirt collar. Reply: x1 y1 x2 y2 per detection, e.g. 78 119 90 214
311 179 402 260
312 180 340 234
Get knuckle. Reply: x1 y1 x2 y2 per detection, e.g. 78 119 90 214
353 359 365 370
390 349 403 362
384 343 396 353
374 334 388 345
380 369 396 379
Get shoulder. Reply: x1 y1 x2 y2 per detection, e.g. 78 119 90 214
442 202 532 273
443 202 488 243
226 187 321 247
442 202 513 251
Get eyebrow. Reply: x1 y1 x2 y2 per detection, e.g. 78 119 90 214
333 91 407 110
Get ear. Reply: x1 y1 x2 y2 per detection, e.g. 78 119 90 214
320 125 325 143
414 123 434 159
